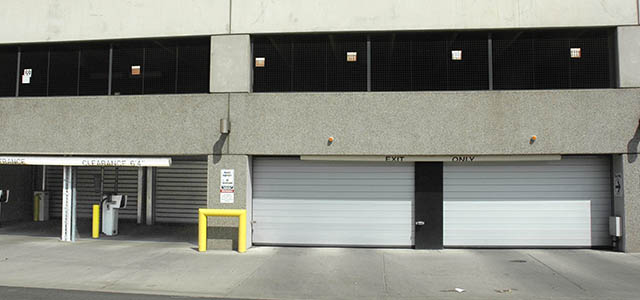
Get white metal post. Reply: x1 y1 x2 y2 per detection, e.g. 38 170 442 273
137 168 144 224
146 167 154 225
61 166 77 242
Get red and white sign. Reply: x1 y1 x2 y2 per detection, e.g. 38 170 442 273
220 169 235 203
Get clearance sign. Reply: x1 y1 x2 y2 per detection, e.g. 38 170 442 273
0 156 172 167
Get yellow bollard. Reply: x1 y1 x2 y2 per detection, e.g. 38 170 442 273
33 194 40 221
198 208 247 253
198 210 207 252
92 204 100 238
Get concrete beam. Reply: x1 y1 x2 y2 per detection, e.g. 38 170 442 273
0 0 230 44
231 0 638 34
210 35 251 93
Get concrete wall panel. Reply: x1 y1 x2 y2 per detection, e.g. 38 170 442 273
206 154 250 250
0 0 229 43
231 0 637 34
622 154 640 252
229 89 640 156
0 94 227 155
618 26 640 88
210 35 251 93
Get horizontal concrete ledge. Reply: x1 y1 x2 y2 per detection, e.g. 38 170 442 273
0 94 227 156
228 88 640 156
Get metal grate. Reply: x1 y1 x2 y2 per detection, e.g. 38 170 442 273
327 35 367 91
48 45 79 96
144 40 177 94
175 38 210 94
18 46 49 97
371 32 488 91
253 36 292 92
0 46 17 97
79 44 110 96
252 34 368 92
111 42 145 95
492 29 613 90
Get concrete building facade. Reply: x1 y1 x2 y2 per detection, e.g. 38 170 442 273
1 0 639 252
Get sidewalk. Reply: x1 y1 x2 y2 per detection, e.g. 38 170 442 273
1 229 640 300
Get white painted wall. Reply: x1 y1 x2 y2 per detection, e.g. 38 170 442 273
0 0 230 43
231 0 638 33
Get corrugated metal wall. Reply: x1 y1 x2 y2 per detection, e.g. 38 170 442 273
155 160 208 223
443 156 612 247
47 166 139 219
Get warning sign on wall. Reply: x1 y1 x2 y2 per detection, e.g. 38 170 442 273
220 169 234 203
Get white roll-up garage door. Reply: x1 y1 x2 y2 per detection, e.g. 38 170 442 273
155 160 208 223
252 158 414 247
443 156 611 247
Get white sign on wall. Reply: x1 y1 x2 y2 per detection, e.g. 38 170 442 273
220 169 235 204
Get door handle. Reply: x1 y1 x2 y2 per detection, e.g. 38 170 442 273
415 221 425 226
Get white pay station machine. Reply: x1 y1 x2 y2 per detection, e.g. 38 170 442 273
101 194 127 236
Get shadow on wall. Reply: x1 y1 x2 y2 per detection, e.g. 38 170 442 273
628 122 640 163
212 133 228 164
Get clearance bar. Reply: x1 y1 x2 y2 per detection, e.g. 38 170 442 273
0 156 172 167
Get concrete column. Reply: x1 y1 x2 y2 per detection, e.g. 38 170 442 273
206 154 252 250
210 35 251 93
617 26 640 88
613 154 640 252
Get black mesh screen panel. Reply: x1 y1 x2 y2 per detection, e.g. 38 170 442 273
176 38 210 94
326 35 367 91
492 33 536 90
0 47 17 97
144 40 177 94
48 46 79 96
570 33 611 89
370 34 412 91
19 47 49 97
446 34 489 90
493 29 613 90
291 35 327 91
112 43 144 95
411 34 448 90
78 45 109 96
253 36 292 92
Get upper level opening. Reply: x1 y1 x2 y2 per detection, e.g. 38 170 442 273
0 37 210 98
252 28 616 92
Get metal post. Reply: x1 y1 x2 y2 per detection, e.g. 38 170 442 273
146 167 154 225
114 167 119 194
137 168 144 224
367 35 372 92
108 44 113 95
488 33 494 90
61 166 77 242
42 166 46 190
15 48 21 97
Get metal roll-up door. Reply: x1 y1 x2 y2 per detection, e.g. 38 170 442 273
252 158 414 247
443 156 611 247
155 160 208 223
47 166 139 219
